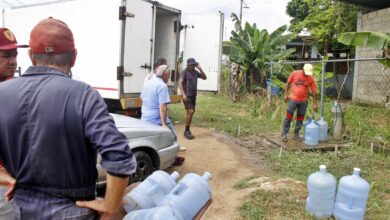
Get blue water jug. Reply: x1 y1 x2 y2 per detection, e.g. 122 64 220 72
303 118 312 138
317 117 328 142
123 171 180 212
160 172 212 220
123 206 183 220
333 168 370 220
304 120 319 146
306 165 336 218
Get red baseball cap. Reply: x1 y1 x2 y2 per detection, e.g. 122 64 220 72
29 17 75 54
0 28 28 50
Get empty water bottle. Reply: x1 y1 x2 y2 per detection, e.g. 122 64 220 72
304 120 319 146
123 206 183 220
306 165 336 218
333 168 370 220
317 117 328 142
123 171 179 212
160 172 212 220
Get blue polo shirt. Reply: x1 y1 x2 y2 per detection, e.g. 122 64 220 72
140 77 171 125
0 66 136 200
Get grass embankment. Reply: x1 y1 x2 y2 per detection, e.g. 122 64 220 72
169 93 390 220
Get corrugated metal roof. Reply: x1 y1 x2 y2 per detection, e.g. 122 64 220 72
336 0 390 9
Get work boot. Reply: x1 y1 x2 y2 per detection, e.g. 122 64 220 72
281 133 288 142
184 130 195 140
294 134 303 141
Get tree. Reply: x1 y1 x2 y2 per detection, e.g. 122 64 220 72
223 13 295 93
286 0 309 33
286 0 359 55
338 32 390 67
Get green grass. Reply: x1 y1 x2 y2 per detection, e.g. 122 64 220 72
169 93 285 136
169 94 390 219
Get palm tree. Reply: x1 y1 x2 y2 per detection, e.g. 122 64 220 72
223 13 295 93
337 32 390 67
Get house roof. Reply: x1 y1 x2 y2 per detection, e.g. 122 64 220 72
336 0 390 9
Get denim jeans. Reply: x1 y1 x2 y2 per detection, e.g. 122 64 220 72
13 189 98 220
282 99 308 135
0 186 12 220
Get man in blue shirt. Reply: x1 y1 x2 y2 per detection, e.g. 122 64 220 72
141 65 178 142
0 17 136 219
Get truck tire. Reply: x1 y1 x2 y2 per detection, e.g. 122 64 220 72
129 151 154 184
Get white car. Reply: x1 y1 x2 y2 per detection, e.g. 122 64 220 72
96 114 179 187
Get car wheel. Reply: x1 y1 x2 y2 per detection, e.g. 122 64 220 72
129 151 154 184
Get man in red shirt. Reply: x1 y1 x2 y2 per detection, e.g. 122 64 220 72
282 63 318 142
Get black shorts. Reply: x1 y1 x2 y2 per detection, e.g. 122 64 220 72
183 95 196 110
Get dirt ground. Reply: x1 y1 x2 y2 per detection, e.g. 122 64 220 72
166 125 268 220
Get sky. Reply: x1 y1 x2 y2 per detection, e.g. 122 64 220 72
158 0 292 40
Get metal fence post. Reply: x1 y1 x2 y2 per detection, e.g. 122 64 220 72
268 62 273 106
320 57 325 117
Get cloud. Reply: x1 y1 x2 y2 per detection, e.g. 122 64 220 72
158 0 291 39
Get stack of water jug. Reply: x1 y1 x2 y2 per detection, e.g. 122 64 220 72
304 117 328 147
306 165 370 219
123 170 212 220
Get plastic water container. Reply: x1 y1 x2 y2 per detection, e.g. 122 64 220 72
303 118 312 138
317 117 328 142
123 206 183 220
160 172 212 220
123 171 179 212
304 120 319 146
333 168 370 220
306 165 337 218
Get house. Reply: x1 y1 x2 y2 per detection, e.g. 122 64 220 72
337 0 390 106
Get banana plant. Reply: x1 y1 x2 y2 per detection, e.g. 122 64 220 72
337 32 390 67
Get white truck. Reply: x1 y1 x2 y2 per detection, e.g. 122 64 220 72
1 0 224 116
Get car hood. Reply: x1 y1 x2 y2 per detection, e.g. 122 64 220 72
111 114 172 139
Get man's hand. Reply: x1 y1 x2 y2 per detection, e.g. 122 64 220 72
0 165 16 202
77 174 128 218
76 199 123 220
182 94 188 102
284 95 288 103
313 103 318 112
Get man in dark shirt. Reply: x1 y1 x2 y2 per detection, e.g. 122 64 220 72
178 58 207 140
0 27 27 220
0 17 136 219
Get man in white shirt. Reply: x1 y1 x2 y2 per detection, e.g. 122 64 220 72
143 58 167 86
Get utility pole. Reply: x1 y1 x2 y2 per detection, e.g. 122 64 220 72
240 0 243 24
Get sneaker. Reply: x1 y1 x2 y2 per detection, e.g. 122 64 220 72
281 133 288 142
179 146 187 151
294 134 303 141
184 130 195 140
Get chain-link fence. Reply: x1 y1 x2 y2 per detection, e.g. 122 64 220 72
268 58 390 107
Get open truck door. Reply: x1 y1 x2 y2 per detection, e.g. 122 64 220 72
182 13 224 93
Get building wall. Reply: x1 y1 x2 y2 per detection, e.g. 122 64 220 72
353 8 390 106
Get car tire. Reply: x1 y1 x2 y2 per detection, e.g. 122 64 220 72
129 151 154 184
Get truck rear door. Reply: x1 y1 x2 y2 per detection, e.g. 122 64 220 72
182 13 224 92
122 0 155 95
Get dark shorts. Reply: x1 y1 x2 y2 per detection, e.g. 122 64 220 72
183 95 196 110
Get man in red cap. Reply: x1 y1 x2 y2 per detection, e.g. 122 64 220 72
0 27 27 219
0 28 26 82
0 17 136 219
